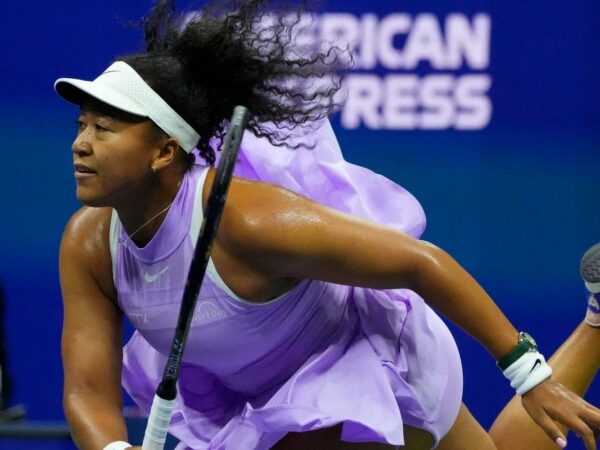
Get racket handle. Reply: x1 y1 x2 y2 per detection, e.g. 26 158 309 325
142 395 176 450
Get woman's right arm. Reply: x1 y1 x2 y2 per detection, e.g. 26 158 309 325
59 206 131 449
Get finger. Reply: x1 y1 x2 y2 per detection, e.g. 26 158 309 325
567 417 597 450
574 406 600 450
525 407 567 449
582 406 600 435
581 429 597 450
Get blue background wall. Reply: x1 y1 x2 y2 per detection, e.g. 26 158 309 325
1 1 599 448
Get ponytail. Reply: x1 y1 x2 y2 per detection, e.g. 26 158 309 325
121 0 349 165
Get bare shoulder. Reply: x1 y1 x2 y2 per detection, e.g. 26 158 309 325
60 206 115 300
212 174 429 290
217 175 329 247
61 206 113 261
204 170 317 236
204 173 330 299
62 206 112 240
212 174 361 275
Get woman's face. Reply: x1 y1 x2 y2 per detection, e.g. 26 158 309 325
72 99 163 207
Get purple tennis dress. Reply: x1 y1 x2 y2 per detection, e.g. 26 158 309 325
110 120 463 449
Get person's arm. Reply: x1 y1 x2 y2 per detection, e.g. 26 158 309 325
217 178 518 355
214 177 600 448
59 206 132 450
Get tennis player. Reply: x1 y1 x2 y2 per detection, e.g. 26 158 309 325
55 1 600 449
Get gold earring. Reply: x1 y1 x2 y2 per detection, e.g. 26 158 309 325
151 164 158 172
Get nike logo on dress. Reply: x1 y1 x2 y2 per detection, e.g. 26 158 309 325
143 266 170 283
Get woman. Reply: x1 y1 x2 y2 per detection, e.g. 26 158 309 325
55 1 600 449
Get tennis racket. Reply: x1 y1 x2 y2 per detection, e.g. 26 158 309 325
142 105 250 450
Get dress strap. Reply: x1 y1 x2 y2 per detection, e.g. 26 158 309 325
108 209 121 282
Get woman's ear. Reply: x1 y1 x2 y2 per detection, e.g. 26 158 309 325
151 136 181 171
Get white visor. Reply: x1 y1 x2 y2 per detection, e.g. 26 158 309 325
54 61 200 153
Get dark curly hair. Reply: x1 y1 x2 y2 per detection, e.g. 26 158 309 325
118 0 349 165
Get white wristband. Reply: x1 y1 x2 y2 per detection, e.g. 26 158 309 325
502 350 553 395
103 441 132 450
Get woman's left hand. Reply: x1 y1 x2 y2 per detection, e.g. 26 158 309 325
522 378 600 450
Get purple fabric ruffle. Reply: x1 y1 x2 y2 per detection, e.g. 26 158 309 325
200 119 426 239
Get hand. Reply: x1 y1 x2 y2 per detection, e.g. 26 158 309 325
522 378 600 450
